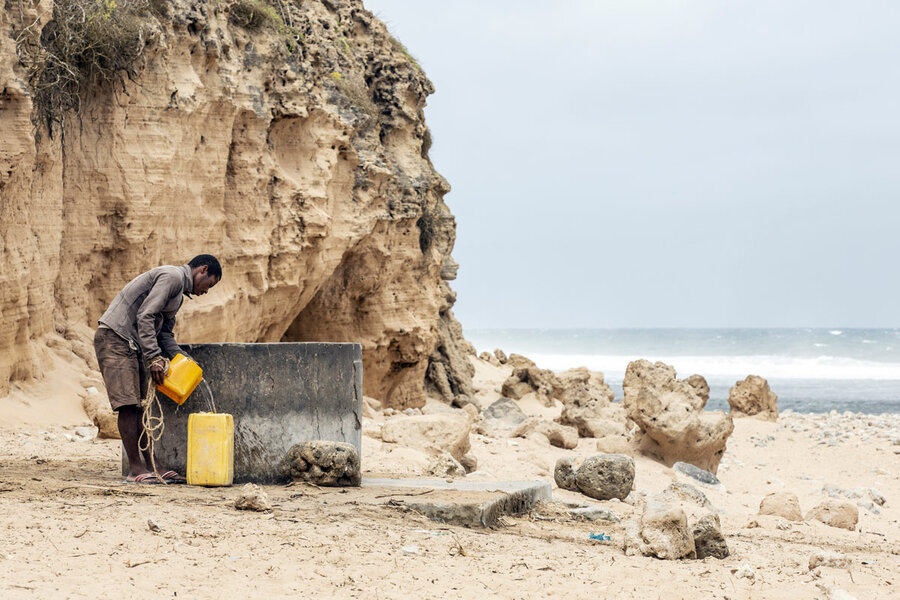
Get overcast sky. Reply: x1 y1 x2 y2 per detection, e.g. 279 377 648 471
363 1 900 329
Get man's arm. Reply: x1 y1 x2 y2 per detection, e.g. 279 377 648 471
135 272 181 364
158 314 186 359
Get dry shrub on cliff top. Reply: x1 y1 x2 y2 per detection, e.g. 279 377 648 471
16 0 158 130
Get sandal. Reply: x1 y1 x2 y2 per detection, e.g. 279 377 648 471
160 470 187 484
125 473 162 485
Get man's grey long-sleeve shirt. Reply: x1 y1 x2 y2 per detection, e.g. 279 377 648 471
98 264 194 363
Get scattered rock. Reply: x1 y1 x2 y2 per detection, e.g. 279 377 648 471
234 483 271 512
501 366 563 404
692 513 728 559
493 349 508 364
554 458 578 492
512 418 579 449
659 482 713 510
72 426 97 442
728 375 778 420
147 518 161 533
656 483 727 559
734 563 756 580
506 354 536 369
805 499 858 530
362 396 382 419
482 397 528 428
479 351 501 366
569 506 620 522
81 392 120 439
595 435 633 456
458 453 478 473
623 360 733 473
281 441 361 486
555 369 626 439
809 550 850 570
673 462 721 486
627 501 696 560
759 491 803 521
381 414 471 461
684 374 710 407
428 452 466 478
573 454 635 501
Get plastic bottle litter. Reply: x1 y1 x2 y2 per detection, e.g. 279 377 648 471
401 545 420 555
589 533 611 541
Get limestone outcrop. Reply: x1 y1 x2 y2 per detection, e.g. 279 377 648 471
728 375 779 420
623 360 734 474
0 0 471 409
555 367 626 439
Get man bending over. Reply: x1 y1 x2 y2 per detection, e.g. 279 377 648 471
93 254 222 483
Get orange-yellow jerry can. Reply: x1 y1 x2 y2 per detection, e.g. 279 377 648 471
186 412 234 486
156 353 203 405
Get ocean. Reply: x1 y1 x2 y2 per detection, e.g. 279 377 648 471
466 328 900 414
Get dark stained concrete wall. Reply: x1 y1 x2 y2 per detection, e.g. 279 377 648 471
126 342 363 484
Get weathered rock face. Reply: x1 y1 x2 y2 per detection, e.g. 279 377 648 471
728 375 778 420
0 0 471 409
623 360 734 474
556 368 625 439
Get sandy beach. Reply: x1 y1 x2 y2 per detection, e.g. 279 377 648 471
1 355 897 600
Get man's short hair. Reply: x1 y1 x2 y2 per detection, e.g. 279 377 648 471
188 254 222 280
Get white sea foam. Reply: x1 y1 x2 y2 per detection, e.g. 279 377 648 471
523 353 900 381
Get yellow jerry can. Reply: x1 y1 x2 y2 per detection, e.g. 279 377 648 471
156 353 203 405
186 412 234 486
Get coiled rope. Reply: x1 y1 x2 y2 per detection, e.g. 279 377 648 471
140 356 170 485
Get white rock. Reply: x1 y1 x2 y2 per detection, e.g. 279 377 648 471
735 563 756 580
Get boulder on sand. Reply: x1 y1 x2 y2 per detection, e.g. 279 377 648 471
623 360 733 474
513 417 579 449
381 413 471 461
625 501 696 560
555 367 627 439
501 366 563 404
573 454 635 501
82 389 119 439
482 397 528 429
759 491 803 521
728 375 778 420
805 499 858 531
281 441 361 486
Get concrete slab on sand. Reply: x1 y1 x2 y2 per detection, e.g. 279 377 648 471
363 478 552 528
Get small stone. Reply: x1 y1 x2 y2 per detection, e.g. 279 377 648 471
482 397 528 428
554 458 578 492
234 483 271 512
692 513 728 559
759 491 803 521
805 499 858 530
809 550 850 571
147 518 161 533
428 452 466 478
734 563 756 580
673 462 721 486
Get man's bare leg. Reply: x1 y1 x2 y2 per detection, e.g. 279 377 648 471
118 406 150 478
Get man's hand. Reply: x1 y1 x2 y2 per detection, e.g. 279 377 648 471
150 363 167 386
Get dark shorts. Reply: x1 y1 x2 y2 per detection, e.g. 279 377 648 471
93 328 148 411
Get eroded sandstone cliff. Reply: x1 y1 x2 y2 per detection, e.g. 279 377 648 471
0 0 472 408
